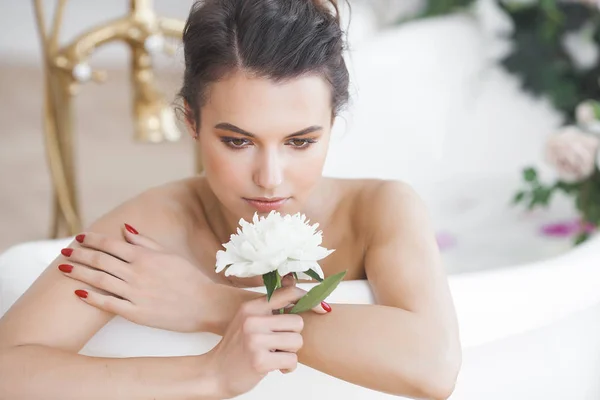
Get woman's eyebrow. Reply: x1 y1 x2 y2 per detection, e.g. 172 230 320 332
214 122 322 138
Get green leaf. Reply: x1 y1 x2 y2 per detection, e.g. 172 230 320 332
532 186 552 206
418 0 476 18
289 270 347 314
512 190 526 205
304 269 324 282
263 271 279 302
574 231 590 246
523 167 538 182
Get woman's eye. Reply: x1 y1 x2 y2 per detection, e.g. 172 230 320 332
288 138 315 148
223 138 251 148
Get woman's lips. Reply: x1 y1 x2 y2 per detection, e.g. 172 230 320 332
243 197 289 212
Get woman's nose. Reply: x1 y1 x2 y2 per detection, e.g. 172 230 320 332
253 149 283 190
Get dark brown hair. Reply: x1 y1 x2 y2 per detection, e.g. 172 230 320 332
178 0 350 132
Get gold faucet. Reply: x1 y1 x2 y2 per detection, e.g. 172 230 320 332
32 0 193 238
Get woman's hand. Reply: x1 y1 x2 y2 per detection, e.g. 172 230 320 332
57 224 220 333
207 286 308 399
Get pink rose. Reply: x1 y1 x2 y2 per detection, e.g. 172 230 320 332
544 126 600 183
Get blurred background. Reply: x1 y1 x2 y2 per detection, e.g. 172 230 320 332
0 1 196 252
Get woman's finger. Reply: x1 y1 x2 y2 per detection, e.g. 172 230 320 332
75 232 137 263
264 314 305 333
263 352 298 374
58 262 131 300
264 332 304 353
281 273 295 288
72 288 135 319
258 286 308 313
122 223 164 251
60 246 131 282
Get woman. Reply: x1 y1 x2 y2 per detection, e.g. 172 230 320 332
0 0 461 398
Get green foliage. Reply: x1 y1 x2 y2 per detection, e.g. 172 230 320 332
290 270 347 314
304 269 324 282
498 1 600 122
416 0 477 18
263 271 279 302
512 167 599 244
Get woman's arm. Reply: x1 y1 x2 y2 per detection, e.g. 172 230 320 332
212 181 461 400
0 188 216 399
0 286 311 400
0 346 218 400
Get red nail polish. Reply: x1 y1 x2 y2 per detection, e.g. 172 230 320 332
75 290 88 299
58 264 73 273
75 234 85 243
124 223 138 234
61 248 73 257
321 301 332 312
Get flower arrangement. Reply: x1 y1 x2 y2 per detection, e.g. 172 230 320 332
215 211 346 313
505 1 600 244
513 101 600 244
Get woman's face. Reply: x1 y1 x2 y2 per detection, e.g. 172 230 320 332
194 70 333 221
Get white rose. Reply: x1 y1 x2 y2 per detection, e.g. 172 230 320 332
215 211 334 279
544 126 600 183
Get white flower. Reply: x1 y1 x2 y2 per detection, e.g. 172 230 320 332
576 100 600 134
544 126 600 183
562 23 599 71
215 211 334 280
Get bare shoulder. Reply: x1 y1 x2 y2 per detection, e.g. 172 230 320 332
336 178 428 241
0 177 202 353
88 177 204 251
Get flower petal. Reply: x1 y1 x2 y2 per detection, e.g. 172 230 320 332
289 246 334 261
278 260 324 279
224 262 253 278
215 249 246 273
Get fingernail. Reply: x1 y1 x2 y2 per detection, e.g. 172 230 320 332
75 234 85 243
74 290 88 299
124 223 138 235
58 264 73 273
321 301 332 312
61 248 73 257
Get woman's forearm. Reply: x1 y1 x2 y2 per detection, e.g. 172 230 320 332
213 288 459 400
298 304 460 399
0 344 220 400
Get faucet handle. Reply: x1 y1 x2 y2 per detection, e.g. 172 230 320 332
144 34 177 57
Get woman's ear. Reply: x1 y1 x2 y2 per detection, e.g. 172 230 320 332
183 100 199 139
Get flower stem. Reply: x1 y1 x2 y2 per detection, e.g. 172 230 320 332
276 273 284 314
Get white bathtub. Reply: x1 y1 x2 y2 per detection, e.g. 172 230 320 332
1 211 600 400
3 8 600 399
